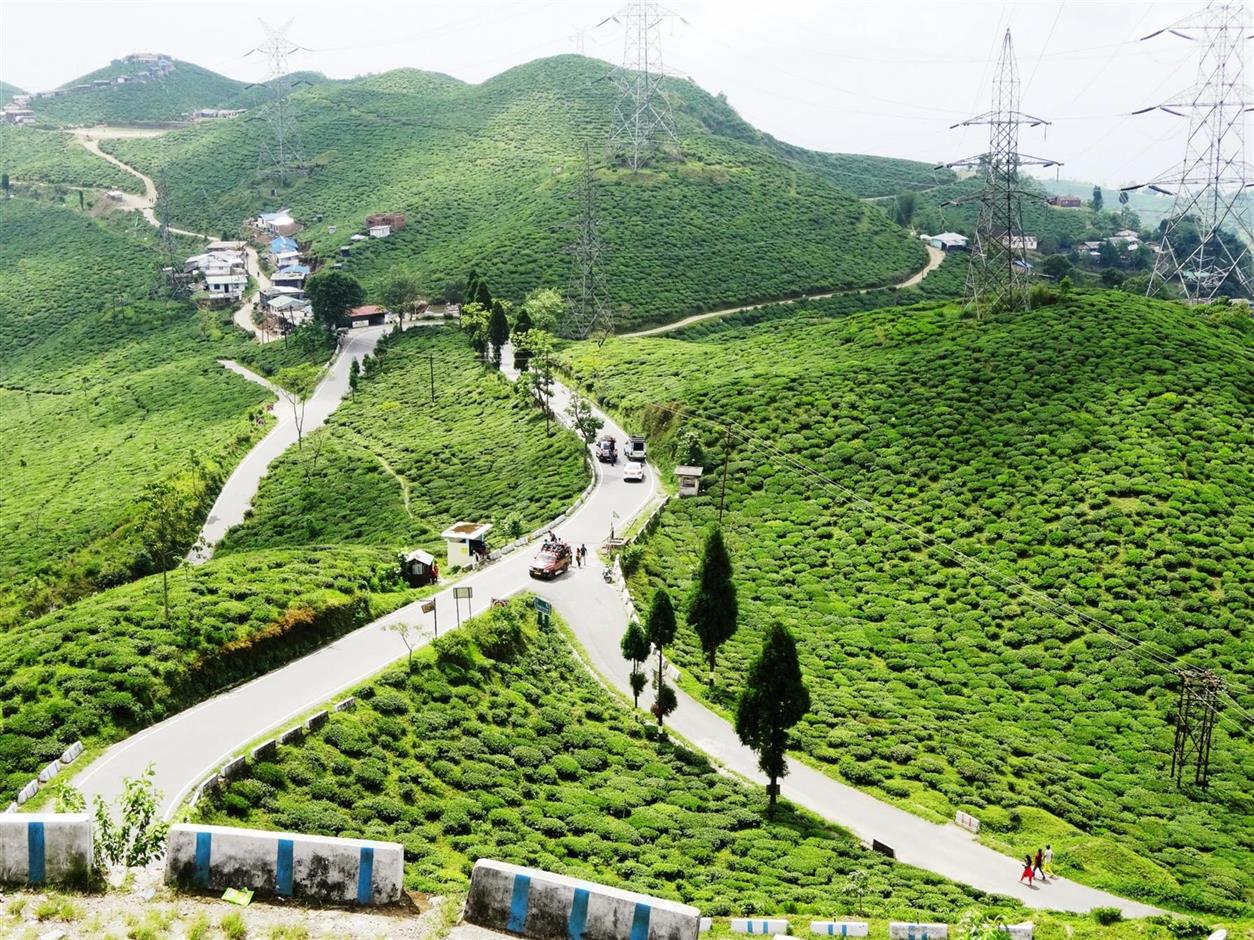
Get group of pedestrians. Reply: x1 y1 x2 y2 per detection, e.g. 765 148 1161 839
573 543 589 567
1018 846 1054 887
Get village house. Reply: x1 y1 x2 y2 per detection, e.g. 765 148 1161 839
1003 234 1038 251
272 264 311 289
205 273 247 301
2 107 36 124
347 304 388 328
268 235 299 264
1047 195 1083 208
369 224 392 238
366 212 406 231
923 232 969 252
255 209 300 237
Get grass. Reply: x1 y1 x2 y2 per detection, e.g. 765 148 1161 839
220 326 589 558
558 290 1254 916
104 55 938 329
0 125 144 192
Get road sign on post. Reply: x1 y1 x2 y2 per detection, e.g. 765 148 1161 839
534 597 552 628
453 586 473 627
421 599 437 637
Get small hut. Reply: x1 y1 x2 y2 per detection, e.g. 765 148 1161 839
400 549 437 587
676 466 704 497
441 522 492 568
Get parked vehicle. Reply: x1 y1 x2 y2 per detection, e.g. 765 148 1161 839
626 436 647 461
623 461 645 483
595 436 618 463
529 540 572 579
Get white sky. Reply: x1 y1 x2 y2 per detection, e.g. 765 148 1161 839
0 0 1226 186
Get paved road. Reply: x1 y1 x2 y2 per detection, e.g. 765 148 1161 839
190 326 389 562
624 245 946 338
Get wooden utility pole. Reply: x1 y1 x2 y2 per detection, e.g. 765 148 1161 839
718 423 732 525
428 353 435 403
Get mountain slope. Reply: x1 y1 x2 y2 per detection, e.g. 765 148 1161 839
560 291 1254 916
105 55 937 329
0 80 24 99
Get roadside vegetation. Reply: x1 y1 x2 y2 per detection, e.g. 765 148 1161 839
0 125 143 193
560 291 1254 916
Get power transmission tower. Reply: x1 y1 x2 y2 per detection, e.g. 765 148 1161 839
1170 667 1224 788
942 30 1060 316
1123 2 1254 302
247 18 308 189
561 146 615 343
599 1 684 170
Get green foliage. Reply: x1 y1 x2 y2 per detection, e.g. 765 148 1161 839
196 600 997 919
560 291 1254 915
735 623 810 805
105 56 930 329
219 328 588 556
645 588 677 651
567 395 604 445
688 526 738 684
1092 908 1124 926
0 126 143 193
92 764 170 869
305 270 364 332
488 300 510 367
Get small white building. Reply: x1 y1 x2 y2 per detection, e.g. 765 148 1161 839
205 273 247 300
369 224 391 239
441 522 492 569
1004 234 1038 251
926 232 969 252
676 465 704 498
106 190 125 202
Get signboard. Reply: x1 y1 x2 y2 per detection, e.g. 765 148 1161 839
533 598 552 615
420 600 436 614
453 586 473 599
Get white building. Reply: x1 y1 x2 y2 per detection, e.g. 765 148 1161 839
368 224 391 238
205 274 247 300
925 232 969 252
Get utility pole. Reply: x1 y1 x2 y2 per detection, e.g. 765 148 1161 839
718 424 731 525
246 19 308 189
1123 2 1254 302
942 30 1060 316
599 1 685 170
560 144 615 342
428 353 436 403
1170 667 1224 788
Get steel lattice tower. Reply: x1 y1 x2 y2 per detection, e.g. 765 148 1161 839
602 1 681 170
561 146 615 343
944 30 1060 315
1123 2 1254 302
1170 668 1224 788
248 19 307 187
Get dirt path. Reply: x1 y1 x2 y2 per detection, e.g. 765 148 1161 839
624 244 946 338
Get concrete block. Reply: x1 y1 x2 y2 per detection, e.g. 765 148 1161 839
251 739 277 762
889 924 948 940
198 775 222 797
466 858 699 940
954 811 980 833
221 756 246 780
17 781 39 805
37 760 61 785
334 697 356 712
165 823 402 905
1208 931 1227 940
811 923 869 937
39 930 67 940
700 919 712 933
1001 923 1033 940
60 741 84 765
3 804 16 815
279 725 304 746
730 920 788 935
306 710 329 731
0 813 92 885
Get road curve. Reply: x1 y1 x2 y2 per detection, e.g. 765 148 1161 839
624 244 946 338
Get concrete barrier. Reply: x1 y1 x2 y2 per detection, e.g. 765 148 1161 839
954 811 980 834
700 918 712 933
889 924 948 940
221 756 246 780
165 824 402 906
306 710 329 732
38 760 61 785
61 741 84 764
251 739 277 762
0 813 92 885
279 725 303 746
811 923 868 937
3 804 15 815
1001 923 1033 940
334 697 356 712
730 920 789 935
466 859 699 940
16 781 39 806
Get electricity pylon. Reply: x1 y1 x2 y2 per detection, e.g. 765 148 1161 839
1170 668 1224 788
247 19 308 187
561 146 615 343
942 30 1060 315
1123 2 1254 302
599 1 684 169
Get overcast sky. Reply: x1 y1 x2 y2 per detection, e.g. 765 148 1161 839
0 0 1224 186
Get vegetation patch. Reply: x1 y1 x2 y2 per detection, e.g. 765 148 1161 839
0 125 143 193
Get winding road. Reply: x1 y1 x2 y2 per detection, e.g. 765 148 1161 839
66 139 1156 916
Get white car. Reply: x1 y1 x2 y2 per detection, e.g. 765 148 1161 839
623 461 645 482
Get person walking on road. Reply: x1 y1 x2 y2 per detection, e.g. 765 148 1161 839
580 544 588 568
1033 848 1045 882
1043 845 1054 878
1019 855 1034 887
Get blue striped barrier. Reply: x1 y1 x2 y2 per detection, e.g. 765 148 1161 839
467 859 700 940
889 924 949 940
0 813 92 885
165 824 401 905
730 920 789 936
810 923 868 937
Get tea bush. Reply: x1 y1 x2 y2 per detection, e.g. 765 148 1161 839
0 125 142 193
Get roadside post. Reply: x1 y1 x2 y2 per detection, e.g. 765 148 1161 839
534 596 552 629
421 598 437 637
453 586 473 627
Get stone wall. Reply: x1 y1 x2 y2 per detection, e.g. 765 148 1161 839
0 813 92 886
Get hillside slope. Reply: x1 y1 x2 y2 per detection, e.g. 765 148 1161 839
0 125 144 192
104 55 938 329
560 292 1254 916
29 59 248 125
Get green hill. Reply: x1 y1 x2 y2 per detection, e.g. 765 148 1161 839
103 55 940 329
560 291 1254 916
0 125 144 192
0 80 24 99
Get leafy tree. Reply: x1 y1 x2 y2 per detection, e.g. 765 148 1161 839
620 620 651 708
845 869 868 916
92 765 170 869
386 620 421 670
893 191 917 228
1090 185 1103 212
306 270 364 334
1 173 9 197
380 266 423 320
1041 254 1072 280
652 678 678 727
512 306 534 372
138 475 203 623
1101 267 1125 288
523 287 565 333
677 428 705 467
687 527 738 686
465 269 492 310
518 329 555 433
460 301 490 359
1098 240 1120 268
442 278 465 304
645 588 677 727
735 623 810 812
488 300 510 368
567 396 604 445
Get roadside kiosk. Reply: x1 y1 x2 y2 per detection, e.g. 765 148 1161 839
676 465 704 497
441 522 492 568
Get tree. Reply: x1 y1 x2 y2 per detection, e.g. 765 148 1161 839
305 271 364 334
1041 254 1072 280
386 621 420 670
488 300 510 368
442 278 465 304
688 527 738 687
677 428 705 467
1 173 9 197
1090 185 1103 212
465 269 492 310
460 301 491 359
645 589 677 727
380 267 422 321
512 306 534 372
567 396 605 445
138 475 203 623
523 287 565 333
620 620 651 709
893 191 917 228
1100 267 1125 288
518 329 555 433
735 623 810 813
274 362 321 450
92 765 170 870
